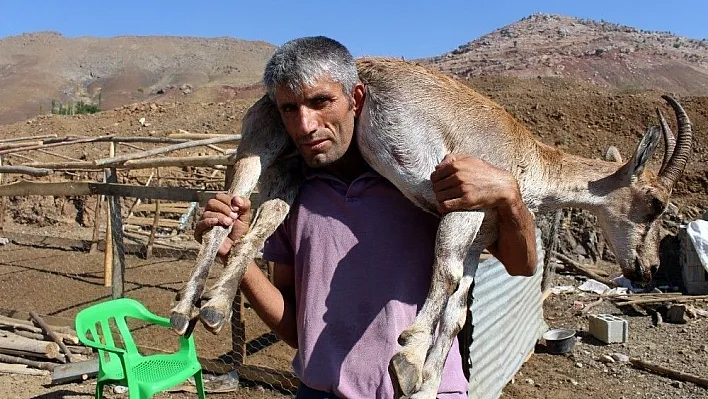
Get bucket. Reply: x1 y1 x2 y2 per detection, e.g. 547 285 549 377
543 328 576 354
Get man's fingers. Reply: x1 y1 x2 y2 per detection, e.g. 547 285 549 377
434 186 464 204
435 154 456 170
432 173 464 192
194 213 234 243
437 198 464 214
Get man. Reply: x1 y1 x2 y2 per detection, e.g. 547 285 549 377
196 36 537 399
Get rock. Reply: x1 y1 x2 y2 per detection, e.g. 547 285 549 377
604 146 623 162
599 355 615 363
666 305 688 324
525 378 534 385
575 362 583 368
611 353 630 362
671 381 683 389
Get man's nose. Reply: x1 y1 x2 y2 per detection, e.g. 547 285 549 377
296 107 318 135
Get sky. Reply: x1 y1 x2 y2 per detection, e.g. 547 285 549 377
1 1 707 60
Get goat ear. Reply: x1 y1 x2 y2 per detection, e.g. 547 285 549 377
625 125 662 178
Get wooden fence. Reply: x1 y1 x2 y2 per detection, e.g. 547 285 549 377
0 132 298 391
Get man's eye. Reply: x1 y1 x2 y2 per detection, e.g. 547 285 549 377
281 105 296 113
312 97 330 107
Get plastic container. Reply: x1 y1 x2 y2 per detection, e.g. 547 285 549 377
543 328 576 354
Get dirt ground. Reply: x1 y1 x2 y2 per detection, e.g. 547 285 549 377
0 234 707 399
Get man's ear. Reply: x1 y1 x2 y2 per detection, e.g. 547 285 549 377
352 83 365 117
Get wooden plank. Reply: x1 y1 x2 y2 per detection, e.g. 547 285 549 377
51 358 98 384
0 180 220 206
125 216 180 228
132 203 190 212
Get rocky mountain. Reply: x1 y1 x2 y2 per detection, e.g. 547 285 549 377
0 32 276 125
424 13 708 95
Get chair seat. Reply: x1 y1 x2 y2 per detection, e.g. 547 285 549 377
132 356 200 383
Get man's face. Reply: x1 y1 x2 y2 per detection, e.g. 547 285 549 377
274 77 363 168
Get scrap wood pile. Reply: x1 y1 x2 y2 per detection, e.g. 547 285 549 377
0 313 93 377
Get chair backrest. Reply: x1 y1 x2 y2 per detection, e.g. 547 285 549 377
74 298 154 377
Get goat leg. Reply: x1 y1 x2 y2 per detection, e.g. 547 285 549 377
413 259 479 399
199 197 293 333
199 157 303 333
170 154 264 335
170 225 232 335
390 211 485 398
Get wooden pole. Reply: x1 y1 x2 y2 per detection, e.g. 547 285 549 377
0 135 115 155
94 135 240 166
0 335 61 361
553 252 616 288
0 134 57 144
107 142 126 299
103 143 114 287
89 194 103 254
169 131 242 141
630 357 708 388
0 156 5 232
0 166 53 176
0 353 55 371
29 312 75 363
145 169 161 259
125 171 156 220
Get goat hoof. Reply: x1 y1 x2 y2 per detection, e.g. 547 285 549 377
199 306 228 333
170 312 192 336
389 352 423 398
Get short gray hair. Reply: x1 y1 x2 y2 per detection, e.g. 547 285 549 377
263 36 358 101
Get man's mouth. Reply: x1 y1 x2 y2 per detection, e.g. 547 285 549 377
301 138 328 151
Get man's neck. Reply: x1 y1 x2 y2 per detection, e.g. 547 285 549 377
323 142 371 184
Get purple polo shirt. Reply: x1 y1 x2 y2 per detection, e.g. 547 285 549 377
262 169 468 399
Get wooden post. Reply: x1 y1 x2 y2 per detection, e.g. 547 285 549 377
89 194 103 254
145 168 160 259
223 164 246 368
103 144 115 287
230 291 246 368
106 142 126 299
0 155 6 231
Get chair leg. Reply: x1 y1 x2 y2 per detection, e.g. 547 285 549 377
95 381 103 399
194 369 206 399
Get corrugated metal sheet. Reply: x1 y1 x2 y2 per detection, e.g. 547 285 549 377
467 231 547 399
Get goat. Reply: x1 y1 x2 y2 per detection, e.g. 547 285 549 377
170 57 692 398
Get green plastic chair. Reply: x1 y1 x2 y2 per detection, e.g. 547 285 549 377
74 298 206 399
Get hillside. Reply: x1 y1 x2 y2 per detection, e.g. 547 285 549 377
425 13 708 95
0 32 275 125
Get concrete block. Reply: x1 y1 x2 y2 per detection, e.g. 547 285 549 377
588 314 628 344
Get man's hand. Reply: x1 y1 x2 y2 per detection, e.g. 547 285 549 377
431 154 521 214
431 153 537 276
194 193 252 260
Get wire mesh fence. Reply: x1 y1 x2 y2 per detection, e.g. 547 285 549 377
0 161 299 397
